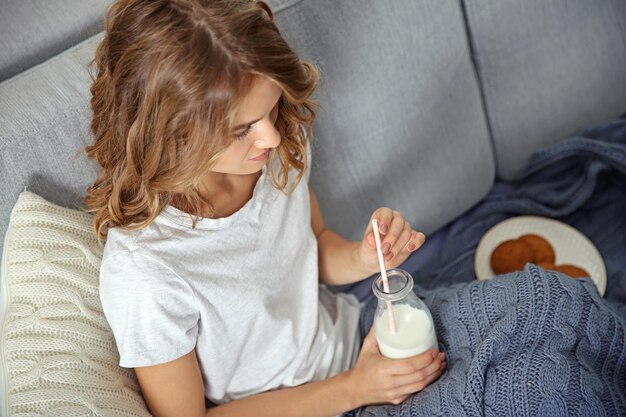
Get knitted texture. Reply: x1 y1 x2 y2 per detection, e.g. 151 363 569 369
358 265 626 417
0 192 151 417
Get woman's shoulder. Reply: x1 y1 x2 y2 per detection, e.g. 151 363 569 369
102 224 146 260
100 223 176 274
99 232 193 303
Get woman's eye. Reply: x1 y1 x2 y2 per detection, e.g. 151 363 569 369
234 103 279 141
234 125 252 140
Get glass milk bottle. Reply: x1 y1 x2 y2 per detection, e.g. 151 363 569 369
372 269 439 359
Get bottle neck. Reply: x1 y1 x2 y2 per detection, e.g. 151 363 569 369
372 269 414 302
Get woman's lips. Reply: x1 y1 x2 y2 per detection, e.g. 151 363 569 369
250 150 269 161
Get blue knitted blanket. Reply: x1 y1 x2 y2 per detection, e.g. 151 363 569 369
354 117 626 417
358 266 626 417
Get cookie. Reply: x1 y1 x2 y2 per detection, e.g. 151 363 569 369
518 234 555 265
490 239 535 274
552 264 590 279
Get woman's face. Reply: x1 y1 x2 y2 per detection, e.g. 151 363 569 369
210 76 283 176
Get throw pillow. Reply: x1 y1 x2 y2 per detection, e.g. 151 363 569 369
0 191 151 417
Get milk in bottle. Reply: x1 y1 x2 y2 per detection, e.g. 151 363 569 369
372 269 439 359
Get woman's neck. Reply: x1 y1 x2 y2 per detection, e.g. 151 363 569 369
173 170 263 219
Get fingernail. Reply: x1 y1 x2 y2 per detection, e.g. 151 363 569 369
380 224 388 234
438 352 445 360
407 242 416 252
381 242 391 254
431 351 438 359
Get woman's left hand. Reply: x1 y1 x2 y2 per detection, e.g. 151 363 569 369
358 207 426 273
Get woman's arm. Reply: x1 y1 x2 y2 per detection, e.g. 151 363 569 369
135 349 355 417
310 188 425 286
136 332 445 417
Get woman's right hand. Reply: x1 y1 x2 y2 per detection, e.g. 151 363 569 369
346 328 446 407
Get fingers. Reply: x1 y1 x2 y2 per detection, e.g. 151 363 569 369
380 213 405 259
390 367 445 400
402 231 426 255
402 358 446 394
420 359 446 387
411 232 426 251
390 353 446 398
352 334 447 407
412 351 445 381
381 215 421 257
367 208 425 254
385 349 441 375
375 208 394 235
386 224 412 261
366 208 393 248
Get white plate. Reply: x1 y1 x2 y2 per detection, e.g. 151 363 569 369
474 216 606 296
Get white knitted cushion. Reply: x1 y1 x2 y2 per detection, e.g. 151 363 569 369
0 191 151 417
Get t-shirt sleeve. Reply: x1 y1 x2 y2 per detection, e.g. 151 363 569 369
99 250 200 368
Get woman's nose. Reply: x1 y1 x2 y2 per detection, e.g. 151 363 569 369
254 120 281 149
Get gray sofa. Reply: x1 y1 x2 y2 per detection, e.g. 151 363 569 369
2 0 626 250
1 0 625 415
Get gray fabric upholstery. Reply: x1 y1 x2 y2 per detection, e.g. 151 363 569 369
0 0 112 82
464 0 626 180
269 0 495 240
0 0 496 266
0 35 102 260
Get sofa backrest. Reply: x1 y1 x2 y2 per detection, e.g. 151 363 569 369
7 0 626 253
0 35 102 260
464 0 626 180
0 0 112 83
269 0 495 240
0 0 495 257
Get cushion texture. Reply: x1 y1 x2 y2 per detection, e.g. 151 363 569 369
267 0 495 240
0 34 102 267
0 0 113 82
464 0 626 180
0 191 150 417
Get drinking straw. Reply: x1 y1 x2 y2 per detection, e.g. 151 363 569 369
372 219 397 334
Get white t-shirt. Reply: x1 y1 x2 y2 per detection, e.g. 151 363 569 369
99 156 362 404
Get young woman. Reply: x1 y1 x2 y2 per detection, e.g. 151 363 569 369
85 1 445 416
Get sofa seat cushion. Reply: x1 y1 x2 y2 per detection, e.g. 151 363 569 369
0 191 150 417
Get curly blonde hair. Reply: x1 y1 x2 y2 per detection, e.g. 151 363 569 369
85 0 320 240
